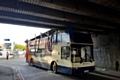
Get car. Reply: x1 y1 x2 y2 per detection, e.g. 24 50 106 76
9 53 13 55
0 52 2 56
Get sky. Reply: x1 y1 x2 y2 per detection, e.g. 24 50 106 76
0 23 50 45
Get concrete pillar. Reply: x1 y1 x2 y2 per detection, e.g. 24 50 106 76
92 32 120 70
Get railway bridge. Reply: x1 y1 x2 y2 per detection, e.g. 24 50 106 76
0 0 120 70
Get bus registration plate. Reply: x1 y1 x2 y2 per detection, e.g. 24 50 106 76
84 70 89 73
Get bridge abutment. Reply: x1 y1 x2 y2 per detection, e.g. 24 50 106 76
92 32 120 70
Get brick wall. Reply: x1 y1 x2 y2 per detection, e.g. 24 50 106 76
92 32 120 70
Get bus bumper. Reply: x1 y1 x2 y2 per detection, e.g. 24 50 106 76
72 66 95 75
57 65 95 75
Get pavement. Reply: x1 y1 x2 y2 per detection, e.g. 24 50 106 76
95 69 120 78
94 67 120 79
0 66 23 80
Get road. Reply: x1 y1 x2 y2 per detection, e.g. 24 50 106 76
0 58 119 80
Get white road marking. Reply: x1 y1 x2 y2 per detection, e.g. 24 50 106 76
18 68 25 80
12 67 25 80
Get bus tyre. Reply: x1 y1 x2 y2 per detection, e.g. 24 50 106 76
30 59 34 66
52 62 57 74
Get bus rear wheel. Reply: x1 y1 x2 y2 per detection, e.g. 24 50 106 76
51 62 57 74
30 59 34 66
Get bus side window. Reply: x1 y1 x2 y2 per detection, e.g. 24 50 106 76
0 52 2 55
57 33 62 43
38 49 42 53
52 32 59 44
61 46 70 59
29 48 35 53
52 34 56 44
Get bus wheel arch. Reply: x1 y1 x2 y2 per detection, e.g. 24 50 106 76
50 61 57 73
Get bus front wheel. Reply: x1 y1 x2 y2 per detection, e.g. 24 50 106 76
51 62 57 74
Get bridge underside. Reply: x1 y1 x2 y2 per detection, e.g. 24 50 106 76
0 0 120 33
0 0 120 70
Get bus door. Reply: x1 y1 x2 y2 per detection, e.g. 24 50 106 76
58 46 71 72
61 46 71 60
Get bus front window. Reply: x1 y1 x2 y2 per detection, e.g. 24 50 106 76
81 47 85 59
81 46 92 62
85 46 93 62
71 44 93 63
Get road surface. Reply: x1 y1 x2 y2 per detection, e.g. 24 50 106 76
0 58 119 80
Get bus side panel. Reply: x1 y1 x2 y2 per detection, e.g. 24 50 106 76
29 55 51 70
33 61 50 70
31 60 42 67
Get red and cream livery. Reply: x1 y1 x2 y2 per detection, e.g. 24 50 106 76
25 29 95 75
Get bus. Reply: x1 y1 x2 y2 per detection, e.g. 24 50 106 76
25 29 95 75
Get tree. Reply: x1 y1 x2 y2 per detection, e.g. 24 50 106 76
14 44 26 50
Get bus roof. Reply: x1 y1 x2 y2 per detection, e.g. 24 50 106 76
29 29 93 44
30 29 56 41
